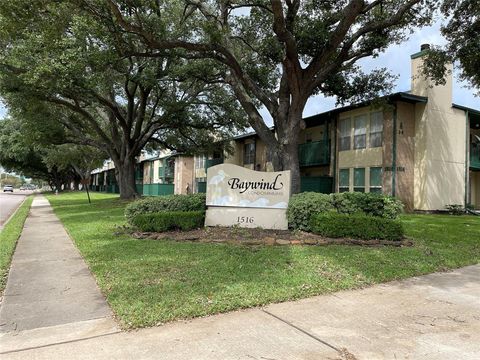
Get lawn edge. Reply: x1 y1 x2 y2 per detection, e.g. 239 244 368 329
45 192 480 330
43 193 121 326
0 195 34 295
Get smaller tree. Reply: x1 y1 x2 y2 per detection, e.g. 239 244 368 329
0 117 66 190
0 173 23 188
43 145 105 202
0 1 247 199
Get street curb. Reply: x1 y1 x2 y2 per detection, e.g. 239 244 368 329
0 195 31 231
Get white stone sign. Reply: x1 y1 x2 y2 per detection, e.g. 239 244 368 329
205 164 290 230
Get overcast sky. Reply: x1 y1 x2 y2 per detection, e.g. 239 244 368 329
303 19 479 118
0 19 478 121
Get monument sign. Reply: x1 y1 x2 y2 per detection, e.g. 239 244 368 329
205 164 290 230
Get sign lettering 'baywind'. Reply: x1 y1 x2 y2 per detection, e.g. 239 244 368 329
205 164 290 229
227 174 284 193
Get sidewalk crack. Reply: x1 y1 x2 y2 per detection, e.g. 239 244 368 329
261 309 358 360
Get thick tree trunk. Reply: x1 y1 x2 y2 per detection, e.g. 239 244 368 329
115 158 138 200
54 179 62 192
73 177 80 190
267 109 303 194
282 142 301 194
268 137 301 194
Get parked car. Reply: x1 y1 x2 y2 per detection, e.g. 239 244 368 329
3 185 14 192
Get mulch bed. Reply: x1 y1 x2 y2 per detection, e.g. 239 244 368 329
131 227 413 247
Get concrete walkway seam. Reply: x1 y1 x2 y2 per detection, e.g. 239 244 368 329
262 308 341 352
0 329 122 355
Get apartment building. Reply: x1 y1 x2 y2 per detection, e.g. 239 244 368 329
90 151 195 196
193 45 480 211
90 45 479 211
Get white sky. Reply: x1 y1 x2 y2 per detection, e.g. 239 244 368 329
0 20 478 121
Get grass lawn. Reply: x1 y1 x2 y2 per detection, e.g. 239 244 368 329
0 196 33 293
46 191 480 329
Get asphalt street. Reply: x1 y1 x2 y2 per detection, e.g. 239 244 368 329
0 191 32 230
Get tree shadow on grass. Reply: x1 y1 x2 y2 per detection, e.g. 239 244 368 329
49 193 480 328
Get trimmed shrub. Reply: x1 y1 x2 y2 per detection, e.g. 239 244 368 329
445 204 465 215
310 212 404 241
287 192 404 231
287 192 333 231
331 192 403 219
329 193 361 215
132 211 205 232
125 193 206 225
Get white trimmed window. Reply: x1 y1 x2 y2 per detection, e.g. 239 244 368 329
339 169 350 192
369 167 383 193
195 155 206 170
370 112 383 148
354 115 367 149
339 118 351 151
353 168 365 192
244 142 255 164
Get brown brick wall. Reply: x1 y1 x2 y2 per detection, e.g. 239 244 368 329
383 109 394 196
395 102 416 212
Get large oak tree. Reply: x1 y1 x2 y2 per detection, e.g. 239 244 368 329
98 0 437 193
0 1 245 199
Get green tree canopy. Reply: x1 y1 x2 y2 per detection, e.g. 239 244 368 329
98 0 437 192
0 0 246 198
422 1 480 95
0 117 73 190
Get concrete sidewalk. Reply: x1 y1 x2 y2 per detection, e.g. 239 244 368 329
0 197 478 359
1 261 479 359
0 196 116 334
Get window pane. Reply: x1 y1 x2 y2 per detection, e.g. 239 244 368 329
370 112 383 132
370 167 382 187
354 115 367 135
244 143 255 164
354 115 367 149
369 187 382 194
339 118 350 136
339 136 350 151
370 132 382 148
370 112 383 148
339 188 349 193
339 169 349 187
339 118 351 151
353 187 365 193
354 168 365 187
354 134 366 149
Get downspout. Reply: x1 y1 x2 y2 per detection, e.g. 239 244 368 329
332 115 337 193
465 111 470 208
392 104 398 197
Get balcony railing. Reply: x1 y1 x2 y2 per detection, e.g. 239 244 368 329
205 158 223 169
158 166 174 178
299 140 330 167
471 144 480 170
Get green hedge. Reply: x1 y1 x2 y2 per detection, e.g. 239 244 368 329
288 192 404 231
286 192 333 231
125 193 206 225
331 192 404 219
310 213 404 241
132 211 205 232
